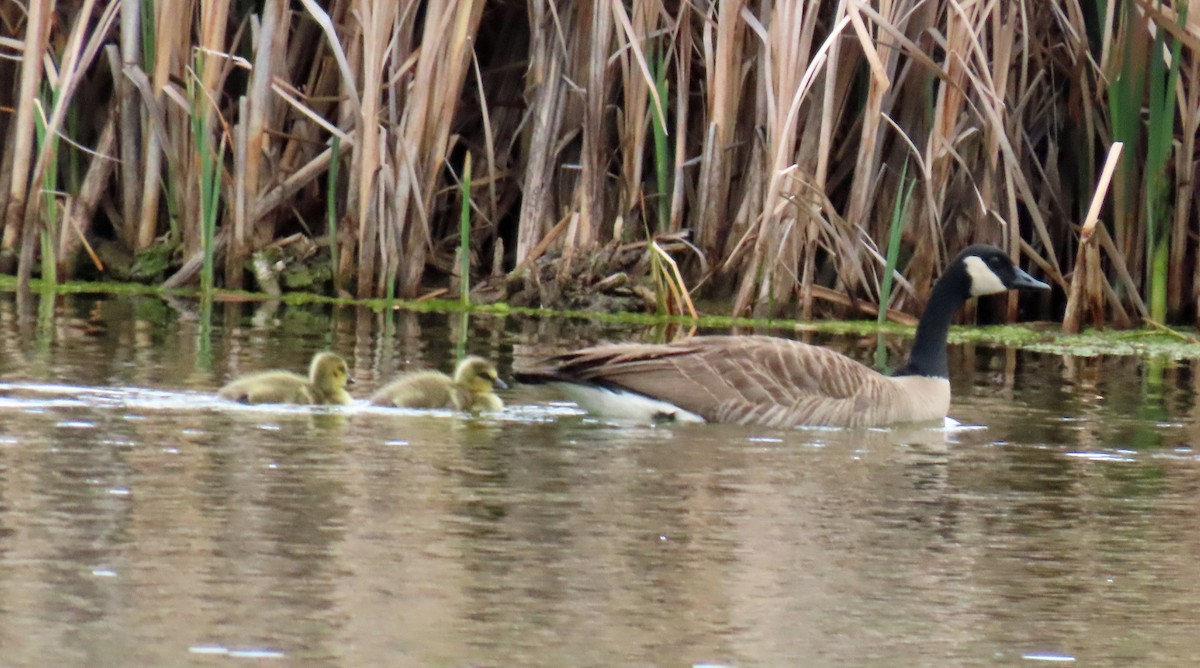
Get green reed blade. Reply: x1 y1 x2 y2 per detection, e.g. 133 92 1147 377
879 159 913 327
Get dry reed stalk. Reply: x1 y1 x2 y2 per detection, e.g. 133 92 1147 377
576 0 615 249
136 0 186 251
350 0 396 297
514 0 571 265
376 155 398 296
610 0 671 228
288 0 360 292
17 0 116 287
253 146 343 220
389 0 486 297
732 6 849 317
124 66 188 212
668 16 690 234
693 0 746 262
231 95 248 287
469 50 500 234
851 1 942 264
296 0 362 112
916 0 977 284
1137 0 1200 52
0 115 18 238
1172 53 1198 318
118 0 142 248
955 7 1062 282
808 284 918 326
988 4 1021 322
610 0 667 132
843 0 890 232
614 0 656 224
227 0 286 290
1 0 52 267
188 0 236 265
57 93 117 277
381 4 421 296
841 0 907 308
1064 142 1123 333
1187 61 1200 324
1062 241 1106 330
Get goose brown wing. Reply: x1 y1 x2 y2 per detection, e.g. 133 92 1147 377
529 335 894 425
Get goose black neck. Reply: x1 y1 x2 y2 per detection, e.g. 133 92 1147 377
894 270 969 378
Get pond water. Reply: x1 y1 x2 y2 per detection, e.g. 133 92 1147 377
0 291 1197 666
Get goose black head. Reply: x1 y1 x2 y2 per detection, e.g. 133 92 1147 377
952 245 1050 297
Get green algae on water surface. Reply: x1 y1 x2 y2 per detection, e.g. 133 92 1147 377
3 278 1198 359
1025 327 1200 360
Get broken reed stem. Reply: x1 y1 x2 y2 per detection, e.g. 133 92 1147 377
1144 318 1200 345
1081 142 1124 243
1063 141 1124 334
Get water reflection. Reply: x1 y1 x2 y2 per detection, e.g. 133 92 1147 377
0 291 1198 665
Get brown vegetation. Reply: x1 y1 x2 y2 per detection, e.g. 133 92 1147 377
0 0 1197 327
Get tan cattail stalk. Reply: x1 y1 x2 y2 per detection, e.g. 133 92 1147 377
1 0 53 265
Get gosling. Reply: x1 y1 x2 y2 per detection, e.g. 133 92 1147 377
370 355 507 413
218 351 354 405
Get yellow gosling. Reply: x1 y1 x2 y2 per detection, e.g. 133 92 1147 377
218 351 354 405
371 355 506 413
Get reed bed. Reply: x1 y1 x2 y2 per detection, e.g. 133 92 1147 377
1 0 1198 327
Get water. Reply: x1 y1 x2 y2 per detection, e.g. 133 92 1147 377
0 292 1198 666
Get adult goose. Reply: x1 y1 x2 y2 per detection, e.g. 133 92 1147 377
371 355 507 412
218 351 354 405
514 245 1049 428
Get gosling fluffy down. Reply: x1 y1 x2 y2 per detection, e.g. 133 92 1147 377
218 351 354 405
515 245 1050 428
370 355 507 412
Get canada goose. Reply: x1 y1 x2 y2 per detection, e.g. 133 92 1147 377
514 245 1050 428
218 351 354 405
370 355 507 412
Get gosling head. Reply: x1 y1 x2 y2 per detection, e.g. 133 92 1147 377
954 245 1050 297
453 356 507 395
310 352 353 391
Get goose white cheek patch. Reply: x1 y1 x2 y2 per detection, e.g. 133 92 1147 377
963 256 1009 296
